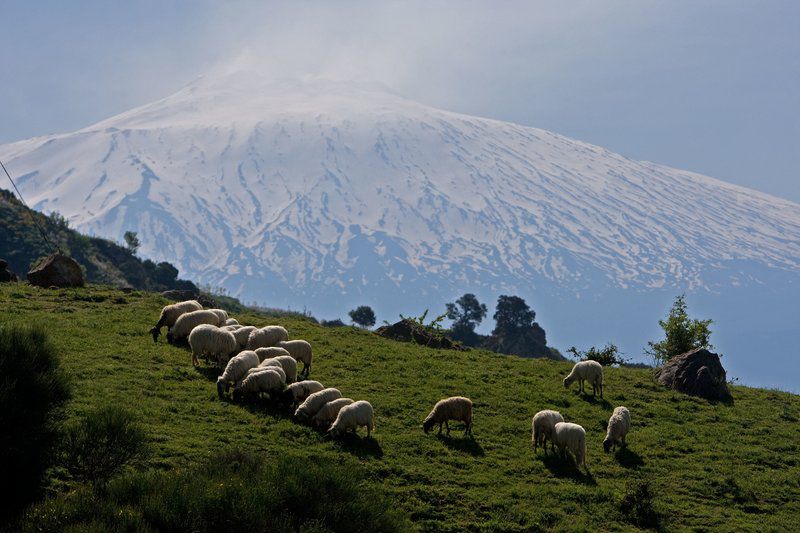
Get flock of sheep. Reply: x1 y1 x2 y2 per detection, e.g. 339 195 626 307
150 299 631 467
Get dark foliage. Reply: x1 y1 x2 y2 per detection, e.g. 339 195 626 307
646 295 713 365
123 231 140 254
619 480 662 530
321 318 346 327
24 449 410 532
492 295 536 336
445 293 487 344
349 305 377 328
0 324 71 522
61 405 149 484
567 343 629 366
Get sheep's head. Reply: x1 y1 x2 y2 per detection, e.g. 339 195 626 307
328 425 343 438
603 438 612 453
422 418 435 434
149 326 160 343
563 376 572 388
232 388 243 403
216 380 225 399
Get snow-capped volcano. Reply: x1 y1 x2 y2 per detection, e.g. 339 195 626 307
1 71 799 386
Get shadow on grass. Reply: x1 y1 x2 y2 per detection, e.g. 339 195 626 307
331 433 384 459
234 396 295 420
541 454 596 485
614 446 645 469
577 394 611 408
193 365 221 381
438 434 485 456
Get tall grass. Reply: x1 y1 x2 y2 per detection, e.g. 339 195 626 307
23 449 410 532
0 323 71 523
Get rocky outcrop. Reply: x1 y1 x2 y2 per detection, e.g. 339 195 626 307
0 259 17 282
27 253 84 288
481 323 563 360
376 319 467 350
655 348 732 402
161 289 215 307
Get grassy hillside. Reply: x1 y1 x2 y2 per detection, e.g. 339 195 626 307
2 283 799 531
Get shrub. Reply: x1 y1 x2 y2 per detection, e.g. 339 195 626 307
61 405 149 485
349 305 377 328
645 295 713 365
619 480 661 530
567 343 628 366
321 318 346 327
24 449 410 532
0 323 71 522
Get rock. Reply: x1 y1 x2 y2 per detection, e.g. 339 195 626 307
375 319 467 350
481 322 562 360
0 258 17 282
655 348 732 402
27 254 84 288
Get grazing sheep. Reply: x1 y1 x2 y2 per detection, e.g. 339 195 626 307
247 326 289 350
246 364 286 384
207 308 229 324
563 360 604 397
228 326 256 350
225 318 239 326
552 422 587 470
294 388 342 422
312 398 354 429
423 397 473 436
279 380 325 407
149 300 202 342
232 368 286 403
603 406 631 452
329 400 375 438
167 310 226 345
277 340 313 376
188 324 238 366
254 346 292 362
258 355 297 383
216 350 260 398
532 409 565 454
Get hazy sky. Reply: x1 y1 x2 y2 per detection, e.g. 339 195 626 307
1 1 798 201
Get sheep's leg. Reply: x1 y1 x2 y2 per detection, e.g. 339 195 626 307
600 383 603 398
367 424 371 437
438 422 443 435
579 379 584 394
445 420 451 436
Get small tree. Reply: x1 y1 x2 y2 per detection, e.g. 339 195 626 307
349 306 376 328
62 405 149 485
567 343 628 366
645 295 713 366
123 231 140 254
492 295 536 336
446 293 487 336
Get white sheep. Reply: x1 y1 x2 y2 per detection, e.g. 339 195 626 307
246 364 286 384
552 422 588 471
277 340 313 376
563 360 604 397
294 388 342 422
216 350 260 398
167 310 226 345
531 409 565 454
254 346 291 362
150 300 202 342
230 326 257 349
188 324 238 366
329 400 375 438
258 355 297 383
423 396 473 436
279 380 325 407
222 324 242 331
247 326 289 350
312 398 354 429
225 318 239 326
207 308 229 324
603 406 631 452
232 368 286 403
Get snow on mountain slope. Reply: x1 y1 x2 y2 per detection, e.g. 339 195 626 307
2 71 799 309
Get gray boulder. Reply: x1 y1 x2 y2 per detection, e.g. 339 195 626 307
27 254 84 288
655 348 732 402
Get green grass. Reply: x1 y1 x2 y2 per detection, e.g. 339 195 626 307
2 283 799 531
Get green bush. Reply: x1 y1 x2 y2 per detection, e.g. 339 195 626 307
646 295 713 365
567 343 628 366
0 323 71 522
24 449 410 532
61 405 149 485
